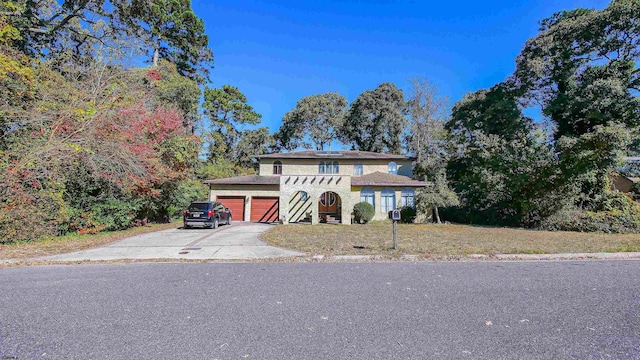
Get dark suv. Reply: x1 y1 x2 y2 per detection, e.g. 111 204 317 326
183 201 232 229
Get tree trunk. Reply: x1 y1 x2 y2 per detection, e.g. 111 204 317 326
152 46 160 66
434 207 441 224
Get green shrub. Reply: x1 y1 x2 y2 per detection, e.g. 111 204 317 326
91 199 142 231
539 196 640 234
353 202 375 224
399 206 416 223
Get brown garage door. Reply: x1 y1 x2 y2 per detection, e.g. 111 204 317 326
250 197 279 222
217 196 245 221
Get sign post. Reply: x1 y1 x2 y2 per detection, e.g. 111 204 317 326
390 210 401 250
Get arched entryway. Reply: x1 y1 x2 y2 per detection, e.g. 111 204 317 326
318 191 342 223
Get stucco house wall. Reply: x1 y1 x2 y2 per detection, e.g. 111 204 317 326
259 159 412 177
350 186 413 221
279 174 353 225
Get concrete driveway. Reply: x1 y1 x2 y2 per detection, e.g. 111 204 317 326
40 222 303 261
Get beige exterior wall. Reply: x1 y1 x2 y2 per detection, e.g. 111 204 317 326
351 186 416 221
259 158 413 177
209 185 279 222
279 174 353 225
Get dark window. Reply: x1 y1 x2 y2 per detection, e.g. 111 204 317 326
189 202 210 211
273 161 282 175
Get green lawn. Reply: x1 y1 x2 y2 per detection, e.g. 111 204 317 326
261 221 640 257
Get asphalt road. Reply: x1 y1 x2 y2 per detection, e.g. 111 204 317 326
1 261 639 359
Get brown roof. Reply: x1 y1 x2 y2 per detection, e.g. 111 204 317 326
257 150 411 160
352 172 427 187
204 175 280 186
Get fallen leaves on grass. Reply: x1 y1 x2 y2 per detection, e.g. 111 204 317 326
260 221 640 257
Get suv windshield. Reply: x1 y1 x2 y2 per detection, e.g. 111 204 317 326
189 203 210 211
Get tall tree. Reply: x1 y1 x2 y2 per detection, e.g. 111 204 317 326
202 85 270 172
112 0 213 83
405 77 450 178
514 0 640 210
2 0 132 62
445 84 556 226
274 92 347 151
341 82 406 154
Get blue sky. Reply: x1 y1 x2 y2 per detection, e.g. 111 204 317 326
192 0 610 134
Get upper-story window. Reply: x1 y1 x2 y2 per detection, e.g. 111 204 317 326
353 162 363 176
388 162 398 175
319 161 339 174
273 161 282 175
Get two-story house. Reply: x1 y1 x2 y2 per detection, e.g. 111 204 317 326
204 150 427 225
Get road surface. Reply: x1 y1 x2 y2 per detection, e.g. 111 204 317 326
1 261 639 359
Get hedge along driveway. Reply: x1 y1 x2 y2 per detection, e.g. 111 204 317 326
260 221 640 257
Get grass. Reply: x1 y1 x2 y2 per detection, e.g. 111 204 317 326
261 221 640 257
0 222 179 260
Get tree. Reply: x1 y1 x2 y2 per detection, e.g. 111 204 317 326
274 92 347 150
514 0 640 210
445 84 556 226
341 82 406 154
143 60 201 130
113 0 213 83
202 85 271 173
416 171 459 224
0 55 202 241
234 127 274 170
405 77 449 178
2 0 135 63
0 2 34 150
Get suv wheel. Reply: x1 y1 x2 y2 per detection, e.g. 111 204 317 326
212 218 219 229
227 215 232 225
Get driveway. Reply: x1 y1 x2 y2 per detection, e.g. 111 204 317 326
39 222 303 261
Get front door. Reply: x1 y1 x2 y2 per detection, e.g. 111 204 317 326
319 192 338 213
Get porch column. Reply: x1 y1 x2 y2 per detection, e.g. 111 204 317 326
279 193 290 224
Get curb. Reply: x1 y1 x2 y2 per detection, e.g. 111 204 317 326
322 252 640 262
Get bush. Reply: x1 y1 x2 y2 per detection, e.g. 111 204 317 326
539 195 640 234
91 199 142 231
353 202 375 224
399 206 416 223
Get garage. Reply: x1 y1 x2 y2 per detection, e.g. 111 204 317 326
217 196 246 221
250 197 279 222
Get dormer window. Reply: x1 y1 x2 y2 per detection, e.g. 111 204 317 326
353 162 363 176
273 161 282 175
388 162 398 175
